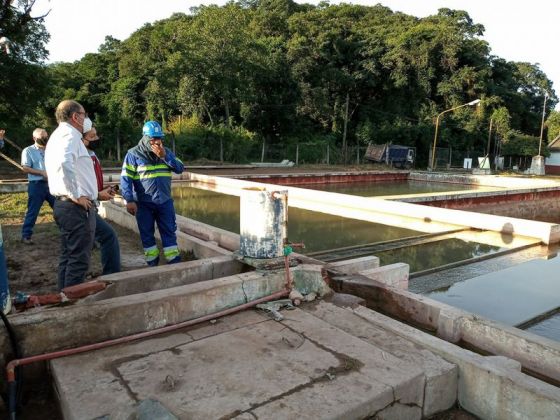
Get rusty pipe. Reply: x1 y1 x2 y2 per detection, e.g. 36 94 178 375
5 289 289 416
284 255 293 291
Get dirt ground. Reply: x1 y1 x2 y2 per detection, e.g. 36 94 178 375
2 218 146 295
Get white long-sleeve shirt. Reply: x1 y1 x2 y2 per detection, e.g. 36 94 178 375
45 122 98 200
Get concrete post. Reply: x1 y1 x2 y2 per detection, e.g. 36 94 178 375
239 189 288 258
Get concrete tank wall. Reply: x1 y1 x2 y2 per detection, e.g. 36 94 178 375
419 189 560 223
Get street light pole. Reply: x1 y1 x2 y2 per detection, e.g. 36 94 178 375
538 93 548 156
430 99 481 170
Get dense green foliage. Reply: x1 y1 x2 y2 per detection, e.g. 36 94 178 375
1 0 558 165
0 0 50 141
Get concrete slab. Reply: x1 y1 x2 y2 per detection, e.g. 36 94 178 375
51 311 266 420
328 255 380 274
176 215 240 251
336 272 560 384
304 301 457 417
359 262 409 290
0 272 284 365
51 309 427 420
351 306 560 420
86 255 245 301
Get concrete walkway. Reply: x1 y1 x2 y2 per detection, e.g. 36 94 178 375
51 303 457 420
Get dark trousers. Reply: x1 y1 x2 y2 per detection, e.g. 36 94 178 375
21 180 55 239
53 200 96 289
95 214 121 275
0 226 9 313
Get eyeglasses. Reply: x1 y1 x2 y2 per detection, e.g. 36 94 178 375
75 111 86 117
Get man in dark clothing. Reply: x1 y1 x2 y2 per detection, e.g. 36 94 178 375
82 118 121 275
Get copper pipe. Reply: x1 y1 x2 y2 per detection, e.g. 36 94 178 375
6 289 289 384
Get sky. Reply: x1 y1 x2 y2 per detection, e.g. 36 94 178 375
34 0 559 103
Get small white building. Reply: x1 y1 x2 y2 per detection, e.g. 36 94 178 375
545 135 560 174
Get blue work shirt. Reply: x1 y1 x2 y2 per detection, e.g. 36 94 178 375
121 148 184 205
21 144 47 181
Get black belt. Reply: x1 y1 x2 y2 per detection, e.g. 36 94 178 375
55 196 98 208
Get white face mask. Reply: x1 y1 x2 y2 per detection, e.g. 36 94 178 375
83 117 93 133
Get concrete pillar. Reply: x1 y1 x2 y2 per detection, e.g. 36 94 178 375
240 188 287 258
530 155 545 175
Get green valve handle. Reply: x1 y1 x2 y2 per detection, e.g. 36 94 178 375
283 246 293 256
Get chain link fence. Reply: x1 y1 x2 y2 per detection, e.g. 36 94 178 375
432 147 487 169
254 143 370 165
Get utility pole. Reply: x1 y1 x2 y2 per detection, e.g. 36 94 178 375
342 92 349 165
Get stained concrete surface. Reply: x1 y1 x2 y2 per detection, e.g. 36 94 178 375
50 306 454 419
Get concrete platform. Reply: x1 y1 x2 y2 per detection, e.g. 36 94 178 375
51 307 443 420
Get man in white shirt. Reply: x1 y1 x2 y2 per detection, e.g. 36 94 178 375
45 100 98 289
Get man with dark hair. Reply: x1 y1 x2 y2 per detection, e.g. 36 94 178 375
45 100 98 289
20 128 55 244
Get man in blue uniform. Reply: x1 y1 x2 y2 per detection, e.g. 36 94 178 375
21 128 55 244
120 121 184 266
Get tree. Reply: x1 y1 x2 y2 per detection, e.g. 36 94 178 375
0 0 50 146
180 4 264 160
546 110 560 144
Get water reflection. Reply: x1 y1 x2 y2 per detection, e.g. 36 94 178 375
172 185 419 253
376 239 501 273
295 180 481 197
425 258 560 328
526 313 560 342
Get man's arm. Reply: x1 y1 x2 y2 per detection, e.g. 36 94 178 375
162 149 184 174
120 153 138 215
58 137 81 200
22 166 47 178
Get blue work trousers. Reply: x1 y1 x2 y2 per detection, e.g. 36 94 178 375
21 180 55 239
136 200 180 266
95 214 121 275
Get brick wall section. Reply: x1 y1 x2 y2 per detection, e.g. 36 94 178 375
232 171 409 185
419 189 560 223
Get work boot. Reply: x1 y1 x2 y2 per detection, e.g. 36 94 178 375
167 256 181 264
147 257 159 267
21 237 33 245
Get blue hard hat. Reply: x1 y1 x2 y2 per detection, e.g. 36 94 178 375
142 121 165 138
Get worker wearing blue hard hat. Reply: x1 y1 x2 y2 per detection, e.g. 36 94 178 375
120 121 184 266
